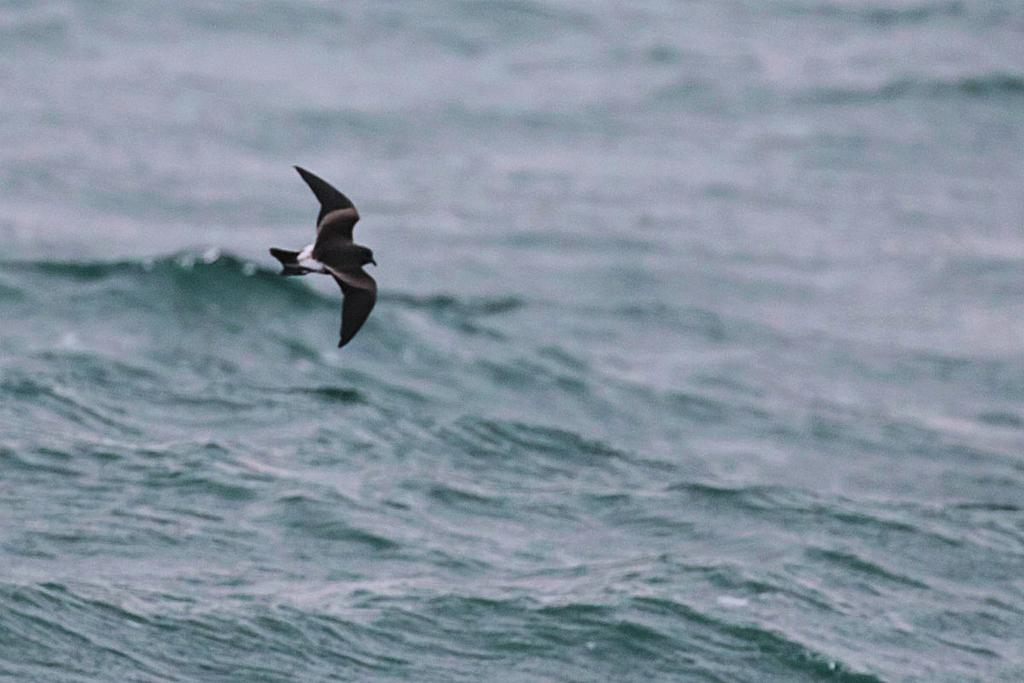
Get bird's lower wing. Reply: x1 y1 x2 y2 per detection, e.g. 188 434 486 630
331 268 377 348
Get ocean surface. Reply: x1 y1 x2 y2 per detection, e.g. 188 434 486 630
1 1 1023 681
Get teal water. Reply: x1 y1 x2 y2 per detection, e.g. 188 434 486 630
2 1 1023 681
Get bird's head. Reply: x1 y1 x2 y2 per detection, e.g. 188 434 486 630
361 247 377 267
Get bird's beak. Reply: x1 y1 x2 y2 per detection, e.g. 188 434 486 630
370 259 378 266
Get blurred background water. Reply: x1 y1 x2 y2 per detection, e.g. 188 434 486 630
1 1 1023 681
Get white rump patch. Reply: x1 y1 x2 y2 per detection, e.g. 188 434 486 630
296 244 327 273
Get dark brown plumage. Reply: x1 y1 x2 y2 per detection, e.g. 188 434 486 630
269 166 377 348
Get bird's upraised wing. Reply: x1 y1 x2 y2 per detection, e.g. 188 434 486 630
331 268 377 348
294 166 360 240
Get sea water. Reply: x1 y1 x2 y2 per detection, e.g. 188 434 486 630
1 1 1023 681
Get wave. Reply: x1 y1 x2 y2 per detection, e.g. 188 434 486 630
402 593 886 682
2 251 323 314
444 417 626 464
633 596 887 682
387 292 524 315
0 373 142 437
0 580 400 679
780 0 966 27
649 73 1024 116
804 547 930 589
800 72 1024 105
266 493 399 551
0 250 527 325
281 385 367 404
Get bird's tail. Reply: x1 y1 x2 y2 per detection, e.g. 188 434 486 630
269 248 305 276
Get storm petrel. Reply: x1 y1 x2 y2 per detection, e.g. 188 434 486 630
270 166 377 348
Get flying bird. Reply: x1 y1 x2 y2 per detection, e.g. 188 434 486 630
270 166 377 348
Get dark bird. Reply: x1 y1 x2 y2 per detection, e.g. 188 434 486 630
270 166 377 348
